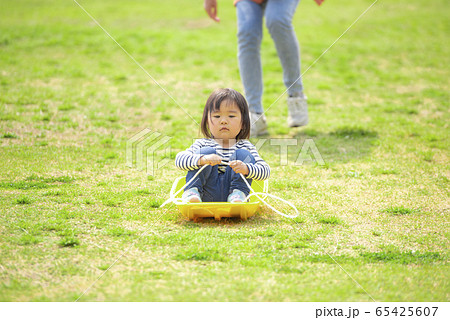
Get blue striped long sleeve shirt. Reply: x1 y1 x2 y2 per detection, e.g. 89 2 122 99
175 139 270 181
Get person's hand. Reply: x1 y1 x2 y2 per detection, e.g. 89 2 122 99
314 0 325 6
204 0 220 22
199 154 222 166
229 160 249 175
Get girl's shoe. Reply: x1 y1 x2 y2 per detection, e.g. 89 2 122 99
182 187 202 203
227 189 247 203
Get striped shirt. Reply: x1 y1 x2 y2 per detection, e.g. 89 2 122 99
175 139 270 181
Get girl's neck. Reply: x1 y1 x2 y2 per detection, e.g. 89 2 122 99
214 138 237 148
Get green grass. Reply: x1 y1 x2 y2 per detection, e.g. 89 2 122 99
0 0 448 302
58 236 80 248
381 206 417 216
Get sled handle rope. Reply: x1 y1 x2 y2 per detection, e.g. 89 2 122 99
160 162 300 219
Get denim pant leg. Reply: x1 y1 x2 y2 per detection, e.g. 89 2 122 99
185 147 220 202
236 0 264 114
224 149 256 197
265 0 304 98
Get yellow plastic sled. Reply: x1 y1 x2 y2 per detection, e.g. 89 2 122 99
170 177 268 221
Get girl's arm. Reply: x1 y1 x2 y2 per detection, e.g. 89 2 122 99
246 160 270 181
175 140 205 171
175 139 223 170
236 142 270 181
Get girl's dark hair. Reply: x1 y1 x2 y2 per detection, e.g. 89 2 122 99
201 88 250 140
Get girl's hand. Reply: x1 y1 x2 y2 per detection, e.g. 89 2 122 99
198 154 222 166
229 160 249 175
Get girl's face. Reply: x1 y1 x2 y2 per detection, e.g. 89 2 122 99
208 101 242 146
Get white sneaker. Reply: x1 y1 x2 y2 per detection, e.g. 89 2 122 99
287 96 308 127
250 112 269 137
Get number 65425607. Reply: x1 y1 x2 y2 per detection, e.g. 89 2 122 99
375 307 438 317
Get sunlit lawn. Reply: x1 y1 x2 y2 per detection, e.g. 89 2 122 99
0 0 448 301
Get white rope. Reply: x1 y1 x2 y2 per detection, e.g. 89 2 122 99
159 164 209 208
160 162 300 219
239 174 299 219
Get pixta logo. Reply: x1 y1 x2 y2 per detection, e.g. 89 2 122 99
256 138 325 166
126 129 172 176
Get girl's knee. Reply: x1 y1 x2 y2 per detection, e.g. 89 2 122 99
197 147 216 155
232 149 255 163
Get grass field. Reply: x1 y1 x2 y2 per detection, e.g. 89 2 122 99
0 0 448 301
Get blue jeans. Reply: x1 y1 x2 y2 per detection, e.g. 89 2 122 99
185 147 255 202
237 0 303 113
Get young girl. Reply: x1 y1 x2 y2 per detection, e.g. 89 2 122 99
175 88 270 203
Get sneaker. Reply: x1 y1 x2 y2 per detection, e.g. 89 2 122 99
250 112 269 138
227 189 247 203
287 96 308 127
182 187 202 203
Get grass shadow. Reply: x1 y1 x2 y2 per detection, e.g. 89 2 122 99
179 209 287 228
290 125 379 164
181 216 253 227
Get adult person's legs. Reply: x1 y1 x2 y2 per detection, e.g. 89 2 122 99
236 0 269 137
266 0 308 127
266 0 303 98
